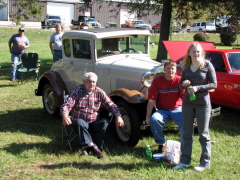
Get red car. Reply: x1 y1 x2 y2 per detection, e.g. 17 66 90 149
152 22 161 31
163 41 240 110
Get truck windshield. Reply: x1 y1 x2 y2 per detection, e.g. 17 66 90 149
85 18 97 22
49 16 61 19
96 35 149 59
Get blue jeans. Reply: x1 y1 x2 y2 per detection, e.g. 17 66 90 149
11 54 22 80
150 106 183 145
53 51 62 62
71 118 109 150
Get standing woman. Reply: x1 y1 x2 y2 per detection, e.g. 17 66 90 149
173 42 217 171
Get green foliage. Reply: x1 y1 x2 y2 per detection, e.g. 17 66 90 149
193 32 210 42
0 0 7 10
11 0 46 23
220 32 237 46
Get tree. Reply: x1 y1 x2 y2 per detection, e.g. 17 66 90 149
124 0 240 60
81 0 240 60
0 0 7 10
11 0 45 24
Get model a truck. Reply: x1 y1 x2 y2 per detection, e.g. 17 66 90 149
35 29 220 147
41 14 61 29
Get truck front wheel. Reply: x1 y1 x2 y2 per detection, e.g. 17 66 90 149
115 100 141 147
42 83 59 116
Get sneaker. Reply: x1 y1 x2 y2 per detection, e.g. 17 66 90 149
173 163 189 170
193 165 209 172
89 144 104 159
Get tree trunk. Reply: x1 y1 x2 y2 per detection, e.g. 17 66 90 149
156 0 172 62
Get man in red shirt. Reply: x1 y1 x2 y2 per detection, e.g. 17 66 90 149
61 72 124 158
146 60 184 153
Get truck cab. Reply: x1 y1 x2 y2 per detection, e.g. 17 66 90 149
41 14 62 29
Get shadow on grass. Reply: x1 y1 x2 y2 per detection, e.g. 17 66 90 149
210 106 240 136
0 108 64 153
38 160 174 171
1 105 239 158
0 63 52 80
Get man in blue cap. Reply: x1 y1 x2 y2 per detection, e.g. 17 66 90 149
8 27 30 81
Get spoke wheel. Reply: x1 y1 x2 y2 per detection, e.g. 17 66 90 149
42 84 59 116
115 100 140 146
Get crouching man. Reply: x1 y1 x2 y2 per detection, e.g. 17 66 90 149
146 60 184 153
61 72 124 158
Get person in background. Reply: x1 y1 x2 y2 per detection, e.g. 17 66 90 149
146 60 184 153
173 42 217 171
8 27 30 81
49 23 63 62
61 72 124 159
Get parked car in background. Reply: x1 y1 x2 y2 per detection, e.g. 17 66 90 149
71 15 101 29
152 22 161 32
41 14 62 29
35 28 163 147
132 20 152 30
105 22 117 28
89 21 101 28
187 21 216 32
163 41 240 110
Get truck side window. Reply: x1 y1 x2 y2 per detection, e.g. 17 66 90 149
227 53 240 72
63 39 71 57
206 54 226 72
72 39 91 59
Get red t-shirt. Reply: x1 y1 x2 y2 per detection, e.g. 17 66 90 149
148 75 184 110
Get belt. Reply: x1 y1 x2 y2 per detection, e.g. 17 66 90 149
54 49 62 52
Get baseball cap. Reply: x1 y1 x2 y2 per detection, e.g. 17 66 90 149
19 27 24 31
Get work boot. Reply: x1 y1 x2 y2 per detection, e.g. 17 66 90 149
89 144 104 159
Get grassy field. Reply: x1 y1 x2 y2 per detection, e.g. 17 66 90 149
0 27 240 180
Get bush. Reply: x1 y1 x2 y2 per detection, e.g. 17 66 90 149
220 32 237 46
193 32 210 42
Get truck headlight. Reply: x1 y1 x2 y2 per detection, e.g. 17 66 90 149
141 72 155 87
141 65 164 88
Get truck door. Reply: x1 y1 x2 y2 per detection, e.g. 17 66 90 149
71 39 94 87
206 53 231 105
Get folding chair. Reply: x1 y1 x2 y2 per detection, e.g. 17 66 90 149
62 123 78 151
61 92 78 151
17 52 41 84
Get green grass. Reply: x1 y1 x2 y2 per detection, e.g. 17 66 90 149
0 27 240 179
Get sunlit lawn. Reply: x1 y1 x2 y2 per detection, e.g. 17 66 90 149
0 27 239 180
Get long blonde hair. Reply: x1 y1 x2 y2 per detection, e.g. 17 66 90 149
182 42 206 71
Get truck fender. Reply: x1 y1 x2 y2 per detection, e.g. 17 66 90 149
109 88 147 104
35 71 68 107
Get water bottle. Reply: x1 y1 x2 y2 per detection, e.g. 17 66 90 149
146 145 152 160
188 85 196 101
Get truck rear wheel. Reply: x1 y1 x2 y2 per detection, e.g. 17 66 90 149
115 100 140 147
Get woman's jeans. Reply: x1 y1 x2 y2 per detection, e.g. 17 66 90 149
150 106 183 145
180 105 211 167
